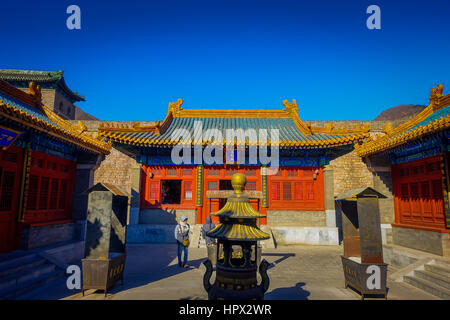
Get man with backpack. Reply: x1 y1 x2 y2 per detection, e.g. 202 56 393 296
174 215 190 268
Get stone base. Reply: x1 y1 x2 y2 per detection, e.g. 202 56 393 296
270 227 339 245
381 224 392 245
126 224 177 244
36 240 85 265
21 222 76 250
267 211 326 227
392 226 450 256
139 209 197 224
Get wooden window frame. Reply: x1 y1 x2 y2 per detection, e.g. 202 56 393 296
268 167 324 211
141 165 196 209
24 150 76 224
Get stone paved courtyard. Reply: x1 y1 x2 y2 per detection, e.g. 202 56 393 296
22 244 440 300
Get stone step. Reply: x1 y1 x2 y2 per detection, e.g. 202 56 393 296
435 259 450 269
0 256 47 279
414 270 450 290
0 269 65 300
0 253 38 272
0 263 57 294
404 275 450 300
424 264 450 278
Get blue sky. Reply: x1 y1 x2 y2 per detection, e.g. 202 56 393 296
1 0 449 120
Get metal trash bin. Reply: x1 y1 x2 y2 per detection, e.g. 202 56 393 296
82 183 129 296
335 187 389 300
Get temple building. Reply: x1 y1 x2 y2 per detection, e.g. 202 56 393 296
356 84 450 256
0 79 111 258
98 98 370 245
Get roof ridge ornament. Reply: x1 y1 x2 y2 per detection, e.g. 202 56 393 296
430 84 444 110
28 81 42 106
168 98 183 117
282 98 298 115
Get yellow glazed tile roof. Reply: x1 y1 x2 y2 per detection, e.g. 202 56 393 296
99 98 370 148
0 80 111 155
355 84 450 157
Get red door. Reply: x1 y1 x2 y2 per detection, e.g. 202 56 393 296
0 146 23 253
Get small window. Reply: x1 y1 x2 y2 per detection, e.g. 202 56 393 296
246 182 256 190
245 170 256 176
208 169 219 176
208 181 218 190
2 152 17 163
226 169 238 176
182 169 192 176
287 170 298 177
59 102 64 111
167 169 177 176
151 169 162 176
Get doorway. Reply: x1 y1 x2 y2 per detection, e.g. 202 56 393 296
219 180 232 209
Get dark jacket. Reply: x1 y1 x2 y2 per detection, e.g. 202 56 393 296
201 217 216 246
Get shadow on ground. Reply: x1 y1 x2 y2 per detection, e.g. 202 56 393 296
265 282 310 300
22 244 205 299
94 244 205 296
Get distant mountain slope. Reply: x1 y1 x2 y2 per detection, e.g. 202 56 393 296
374 104 426 121
75 106 99 120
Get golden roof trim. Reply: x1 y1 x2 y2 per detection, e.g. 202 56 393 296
98 98 317 136
0 98 111 155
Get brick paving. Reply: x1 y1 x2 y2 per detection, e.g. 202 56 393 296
23 244 439 300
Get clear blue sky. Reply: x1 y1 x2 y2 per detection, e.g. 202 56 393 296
1 0 449 120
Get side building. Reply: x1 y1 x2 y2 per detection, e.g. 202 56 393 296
0 79 111 260
0 69 97 120
356 84 450 257
98 98 371 245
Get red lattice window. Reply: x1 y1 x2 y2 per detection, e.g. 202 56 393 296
184 181 193 200
49 179 59 209
167 169 177 176
306 182 314 200
208 169 219 176
245 170 256 176
24 151 76 224
208 181 218 190
282 182 291 200
38 177 50 210
0 171 14 211
271 182 280 200
26 175 39 210
294 182 303 200
287 170 298 177
246 182 257 190
149 181 159 200
59 180 67 210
